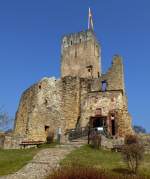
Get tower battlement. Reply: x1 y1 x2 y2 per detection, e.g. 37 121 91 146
61 29 101 78
61 30 98 49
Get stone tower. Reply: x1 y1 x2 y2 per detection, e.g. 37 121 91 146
61 29 101 78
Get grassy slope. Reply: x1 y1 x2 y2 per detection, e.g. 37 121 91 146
0 148 38 176
0 143 56 176
61 145 150 177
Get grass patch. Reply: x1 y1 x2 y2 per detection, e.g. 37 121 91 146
0 143 57 176
61 145 125 170
61 145 150 177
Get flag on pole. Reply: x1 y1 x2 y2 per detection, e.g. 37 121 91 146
88 8 94 30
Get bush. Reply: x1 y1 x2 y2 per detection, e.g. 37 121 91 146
48 165 146 179
122 135 144 174
133 125 146 134
125 135 139 145
49 166 105 179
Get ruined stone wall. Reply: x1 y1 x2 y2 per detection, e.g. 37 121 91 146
80 90 132 137
102 55 125 93
80 91 124 126
13 53 132 144
13 76 82 143
12 35 132 146
14 77 63 142
61 76 81 130
77 55 132 137
61 30 101 78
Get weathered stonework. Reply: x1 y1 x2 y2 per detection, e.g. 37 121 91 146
4 28 133 148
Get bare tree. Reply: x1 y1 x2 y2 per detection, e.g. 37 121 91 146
0 106 12 131
122 135 144 174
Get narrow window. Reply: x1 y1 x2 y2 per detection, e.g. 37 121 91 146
98 72 100 78
39 85 41 89
101 80 107 92
71 41 73 45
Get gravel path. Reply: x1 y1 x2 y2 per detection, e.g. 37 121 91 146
0 140 86 179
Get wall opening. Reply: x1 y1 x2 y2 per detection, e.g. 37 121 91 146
110 114 116 136
101 80 107 92
39 85 41 89
98 72 100 78
45 126 49 132
86 65 93 78
111 120 116 136
71 41 73 45
91 116 107 128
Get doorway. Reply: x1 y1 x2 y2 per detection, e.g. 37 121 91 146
45 126 50 136
91 117 107 128
111 120 116 136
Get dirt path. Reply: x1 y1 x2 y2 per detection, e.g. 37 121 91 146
0 140 86 179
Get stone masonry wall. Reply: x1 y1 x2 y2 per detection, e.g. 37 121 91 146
61 30 101 78
14 77 63 142
61 76 81 130
102 55 125 93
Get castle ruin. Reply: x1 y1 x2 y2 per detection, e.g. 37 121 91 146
4 11 133 148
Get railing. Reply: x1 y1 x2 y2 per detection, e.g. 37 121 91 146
67 127 89 141
67 126 112 141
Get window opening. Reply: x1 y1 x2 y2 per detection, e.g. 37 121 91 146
45 126 49 131
101 81 107 92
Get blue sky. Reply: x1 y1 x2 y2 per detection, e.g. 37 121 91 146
0 0 150 132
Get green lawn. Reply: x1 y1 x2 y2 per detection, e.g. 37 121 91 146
61 145 150 177
0 143 57 176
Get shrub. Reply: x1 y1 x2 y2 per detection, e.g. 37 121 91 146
48 165 146 179
125 135 139 145
122 135 144 174
49 166 106 179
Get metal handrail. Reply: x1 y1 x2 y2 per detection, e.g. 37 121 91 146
67 126 112 141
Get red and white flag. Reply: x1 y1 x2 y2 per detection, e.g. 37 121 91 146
88 8 94 30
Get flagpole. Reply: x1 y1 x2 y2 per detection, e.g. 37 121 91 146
88 8 90 29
